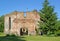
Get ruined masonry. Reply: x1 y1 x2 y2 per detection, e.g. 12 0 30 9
4 10 40 36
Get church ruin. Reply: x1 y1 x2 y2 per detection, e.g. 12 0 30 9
4 10 40 36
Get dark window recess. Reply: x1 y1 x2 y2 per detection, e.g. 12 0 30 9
9 17 11 30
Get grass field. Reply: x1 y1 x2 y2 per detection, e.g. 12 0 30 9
0 33 60 41
24 36 60 41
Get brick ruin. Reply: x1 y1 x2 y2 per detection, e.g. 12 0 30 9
4 10 40 36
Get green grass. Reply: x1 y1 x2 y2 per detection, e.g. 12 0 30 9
0 33 60 41
23 36 60 41
0 32 6 36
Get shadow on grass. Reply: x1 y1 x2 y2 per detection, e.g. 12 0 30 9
0 35 26 41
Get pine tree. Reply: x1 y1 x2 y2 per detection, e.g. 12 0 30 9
39 0 57 35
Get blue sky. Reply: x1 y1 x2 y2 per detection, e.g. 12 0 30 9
0 0 60 19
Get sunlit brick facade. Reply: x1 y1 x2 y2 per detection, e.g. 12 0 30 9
4 10 40 36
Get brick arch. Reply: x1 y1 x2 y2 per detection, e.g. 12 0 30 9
20 27 28 35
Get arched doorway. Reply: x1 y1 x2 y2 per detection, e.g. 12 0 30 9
20 28 28 35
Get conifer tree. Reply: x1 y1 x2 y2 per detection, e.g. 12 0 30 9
39 0 57 35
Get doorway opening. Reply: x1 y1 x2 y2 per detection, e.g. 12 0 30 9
20 28 28 35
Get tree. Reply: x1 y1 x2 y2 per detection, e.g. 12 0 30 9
39 0 57 35
55 20 60 36
0 16 4 32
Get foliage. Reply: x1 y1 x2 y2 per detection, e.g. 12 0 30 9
55 20 60 36
39 0 57 35
0 16 4 32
